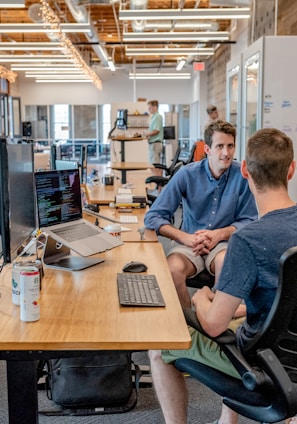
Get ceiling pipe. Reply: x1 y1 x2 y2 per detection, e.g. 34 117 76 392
64 0 109 66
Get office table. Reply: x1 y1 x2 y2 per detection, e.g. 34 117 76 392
0 243 190 423
83 205 158 242
85 176 149 205
111 162 153 184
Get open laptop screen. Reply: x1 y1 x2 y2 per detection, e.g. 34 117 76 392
35 169 82 227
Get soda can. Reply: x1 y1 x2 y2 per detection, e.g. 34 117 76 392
19 268 40 322
12 259 43 305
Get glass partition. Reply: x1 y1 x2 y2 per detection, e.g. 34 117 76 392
243 52 260 147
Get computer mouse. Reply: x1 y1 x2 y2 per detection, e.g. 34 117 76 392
122 261 148 273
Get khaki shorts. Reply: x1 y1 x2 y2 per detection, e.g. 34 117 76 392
149 142 163 164
161 317 245 379
168 241 228 277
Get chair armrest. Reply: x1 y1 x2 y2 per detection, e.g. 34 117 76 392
145 176 169 186
153 163 167 170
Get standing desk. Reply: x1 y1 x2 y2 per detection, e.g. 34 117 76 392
110 136 145 162
0 243 191 423
111 162 153 184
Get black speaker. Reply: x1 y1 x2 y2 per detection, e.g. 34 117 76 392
22 121 32 137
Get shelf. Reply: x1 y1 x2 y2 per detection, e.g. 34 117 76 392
128 126 148 129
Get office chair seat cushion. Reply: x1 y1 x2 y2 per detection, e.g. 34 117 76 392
175 358 271 406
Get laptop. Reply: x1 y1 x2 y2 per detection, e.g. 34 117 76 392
35 169 123 257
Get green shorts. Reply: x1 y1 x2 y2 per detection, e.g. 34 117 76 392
161 317 245 379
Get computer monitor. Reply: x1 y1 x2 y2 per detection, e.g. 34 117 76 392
55 159 79 170
163 126 176 140
116 109 128 130
0 139 36 264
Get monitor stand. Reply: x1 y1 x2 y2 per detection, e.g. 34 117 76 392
42 236 104 271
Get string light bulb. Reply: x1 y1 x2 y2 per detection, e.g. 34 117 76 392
40 0 102 90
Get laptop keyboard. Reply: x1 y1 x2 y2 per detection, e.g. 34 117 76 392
117 273 165 307
51 222 99 242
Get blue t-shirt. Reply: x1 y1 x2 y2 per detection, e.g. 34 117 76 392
215 204 297 350
144 159 257 234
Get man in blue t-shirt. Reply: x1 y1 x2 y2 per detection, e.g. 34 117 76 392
145 121 257 307
149 128 297 424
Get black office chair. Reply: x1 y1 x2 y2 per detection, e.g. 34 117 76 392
145 162 183 206
175 246 297 423
152 146 182 176
180 144 196 165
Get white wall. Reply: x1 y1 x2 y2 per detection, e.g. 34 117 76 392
17 69 193 114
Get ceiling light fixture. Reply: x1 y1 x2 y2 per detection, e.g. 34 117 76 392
0 23 92 34
176 58 186 71
0 42 64 50
11 66 83 71
119 7 250 20
125 47 215 56
35 79 93 83
123 31 229 42
129 72 191 80
107 59 116 72
0 0 24 8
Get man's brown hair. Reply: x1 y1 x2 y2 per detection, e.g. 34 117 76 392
204 120 236 148
246 128 294 190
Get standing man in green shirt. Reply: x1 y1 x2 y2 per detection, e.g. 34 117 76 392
146 100 164 176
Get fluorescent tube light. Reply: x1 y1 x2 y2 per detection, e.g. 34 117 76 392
129 72 191 80
125 47 215 56
0 42 64 51
123 32 229 42
35 79 93 83
176 59 186 71
119 7 250 20
11 66 82 71
0 0 24 7
0 23 92 33
107 60 116 72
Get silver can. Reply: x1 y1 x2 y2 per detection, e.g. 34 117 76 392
12 259 43 305
20 268 40 322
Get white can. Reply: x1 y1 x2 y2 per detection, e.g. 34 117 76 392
20 269 40 322
12 260 43 305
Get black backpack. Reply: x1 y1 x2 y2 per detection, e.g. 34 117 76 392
38 351 141 416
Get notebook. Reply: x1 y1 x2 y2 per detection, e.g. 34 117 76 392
35 169 123 257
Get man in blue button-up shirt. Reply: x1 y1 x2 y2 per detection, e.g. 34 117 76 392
144 121 257 307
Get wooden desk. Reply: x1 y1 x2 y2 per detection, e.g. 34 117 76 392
111 136 145 162
111 162 153 184
85 174 150 205
0 243 190 423
83 205 157 242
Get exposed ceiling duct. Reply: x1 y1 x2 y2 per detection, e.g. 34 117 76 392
129 0 148 32
64 0 109 66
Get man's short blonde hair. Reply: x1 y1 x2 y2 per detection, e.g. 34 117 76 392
148 100 159 108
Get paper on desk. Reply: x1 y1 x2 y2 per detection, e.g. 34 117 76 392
121 226 132 232
118 188 132 194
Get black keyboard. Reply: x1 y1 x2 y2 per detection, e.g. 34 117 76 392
117 273 165 307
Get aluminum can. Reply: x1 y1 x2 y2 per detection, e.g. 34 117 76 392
12 259 43 305
19 268 40 322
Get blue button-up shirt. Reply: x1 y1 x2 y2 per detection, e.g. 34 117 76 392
144 159 257 235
